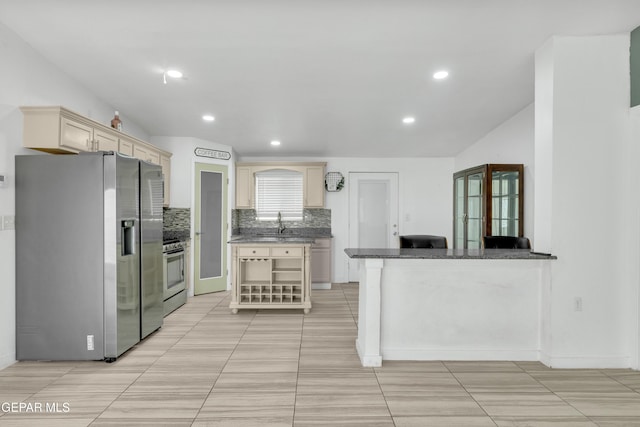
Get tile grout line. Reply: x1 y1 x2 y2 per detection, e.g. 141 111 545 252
190 295 257 425
445 364 499 426
91 294 230 426
292 299 306 427
599 368 640 395
517 365 597 425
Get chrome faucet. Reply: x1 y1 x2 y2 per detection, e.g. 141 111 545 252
277 211 286 234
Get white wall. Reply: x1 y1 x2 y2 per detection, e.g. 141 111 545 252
0 22 151 369
454 104 535 242
239 156 454 283
535 35 635 368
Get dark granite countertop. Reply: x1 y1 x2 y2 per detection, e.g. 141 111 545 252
163 230 190 242
229 228 332 244
228 235 315 244
344 248 556 260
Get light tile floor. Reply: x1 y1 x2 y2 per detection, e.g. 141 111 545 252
1 283 640 426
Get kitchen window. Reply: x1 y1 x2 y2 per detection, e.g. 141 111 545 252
255 169 303 220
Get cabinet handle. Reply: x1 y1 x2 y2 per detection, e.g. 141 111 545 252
285 250 289 254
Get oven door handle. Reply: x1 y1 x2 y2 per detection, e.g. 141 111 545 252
164 250 185 257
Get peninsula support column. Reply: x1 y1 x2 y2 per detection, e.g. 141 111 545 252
355 258 383 367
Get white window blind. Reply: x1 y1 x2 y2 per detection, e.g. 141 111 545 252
255 169 303 220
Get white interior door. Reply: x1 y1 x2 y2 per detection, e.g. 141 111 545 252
348 172 399 282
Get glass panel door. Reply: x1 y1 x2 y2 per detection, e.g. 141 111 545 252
491 170 520 236
194 163 228 294
453 176 465 249
466 172 484 249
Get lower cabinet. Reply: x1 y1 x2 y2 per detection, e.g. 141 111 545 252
311 238 332 289
230 243 312 314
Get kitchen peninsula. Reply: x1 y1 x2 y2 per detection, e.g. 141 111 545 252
345 248 556 367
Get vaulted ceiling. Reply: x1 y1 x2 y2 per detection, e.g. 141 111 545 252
1 1 639 157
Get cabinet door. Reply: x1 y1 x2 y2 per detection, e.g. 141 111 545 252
147 150 160 165
304 166 325 208
160 155 171 206
135 144 160 164
235 166 253 208
487 164 524 237
133 144 148 161
119 137 134 156
93 129 119 152
311 238 331 283
60 116 92 152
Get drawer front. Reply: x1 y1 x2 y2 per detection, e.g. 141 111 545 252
312 238 331 248
237 247 270 257
271 247 303 257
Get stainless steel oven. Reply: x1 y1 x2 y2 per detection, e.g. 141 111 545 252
163 239 187 316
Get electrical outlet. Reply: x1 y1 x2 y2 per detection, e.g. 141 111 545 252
87 335 94 351
2 215 14 230
574 297 583 312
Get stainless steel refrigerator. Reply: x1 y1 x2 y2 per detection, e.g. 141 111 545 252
15 152 164 361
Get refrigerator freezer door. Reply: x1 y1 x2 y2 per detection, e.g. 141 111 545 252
140 161 164 338
16 154 105 360
104 153 141 359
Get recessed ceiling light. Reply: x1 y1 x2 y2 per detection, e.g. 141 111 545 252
433 70 449 80
166 69 183 78
202 115 215 122
402 117 416 124
270 140 281 146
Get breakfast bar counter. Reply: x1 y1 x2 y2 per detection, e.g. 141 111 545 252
344 248 556 367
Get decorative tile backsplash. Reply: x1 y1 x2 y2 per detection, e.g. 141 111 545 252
164 207 331 238
163 207 190 231
232 208 331 236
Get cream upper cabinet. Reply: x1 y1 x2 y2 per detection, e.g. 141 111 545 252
118 137 134 156
148 150 160 165
235 166 253 208
133 143 160 165
93 128 119 152
21 105 172 206
235 162 326 209
133 144 149 162
59 116 93 152
304 165 325 208
22 106 117 153
160 155 171 207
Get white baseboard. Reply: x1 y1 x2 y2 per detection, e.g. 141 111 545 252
311 282 331 290
356 339 382 367
382 347 540 362
540 352 632 369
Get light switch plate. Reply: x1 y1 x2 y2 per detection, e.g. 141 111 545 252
3 215 15 230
